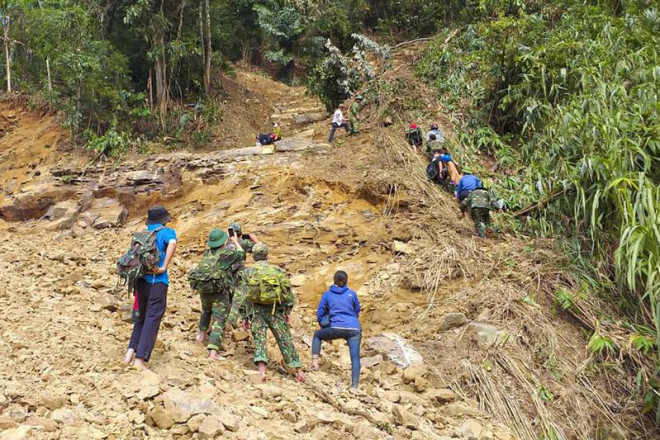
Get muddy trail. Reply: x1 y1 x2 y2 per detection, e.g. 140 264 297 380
0 60 654 439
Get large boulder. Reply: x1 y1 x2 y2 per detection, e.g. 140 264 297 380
274 139 330 153
0 183 77 221
162 388 217 423
365 333 423 368
78 198 127 229
41 200 80 230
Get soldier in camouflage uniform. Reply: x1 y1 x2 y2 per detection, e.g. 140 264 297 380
242 243 305 383
460 186 499 238
193 229 246 360
348 95 364 135
226 222 257 328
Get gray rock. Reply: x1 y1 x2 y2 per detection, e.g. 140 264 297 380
470 323 511 346
292 112 327 125
51 408 75 424
392 405 419 430
78 198 127 229
274 138 329 152
440 313 468 330
460 419 484 439
366 333 423 368
162 388 217 423
198 415 225 439
362 354 384 368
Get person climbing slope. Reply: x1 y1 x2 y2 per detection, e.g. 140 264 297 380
311 270 362 389
426 122 444 144
188 228 246 360
242 243 304 383
123 205 177 371
349 95 364 135
460 185 500 238
425 133 443 158
329 104 350 142
456 168 483 201
441 150 461 194
426 149 444 185
405 123 423 150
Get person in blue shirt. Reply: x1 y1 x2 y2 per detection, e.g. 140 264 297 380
456 168 483 201
311 271 362 389
124 205 178 371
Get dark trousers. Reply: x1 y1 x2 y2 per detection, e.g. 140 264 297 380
458 189 472 201
312 328 361 388
329 122 349 142
128 279 168 362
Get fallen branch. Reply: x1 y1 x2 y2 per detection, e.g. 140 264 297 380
512 188 567 218
393 28 462 51
392 37 434 49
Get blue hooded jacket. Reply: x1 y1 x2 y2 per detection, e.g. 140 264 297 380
456 174 482 195
316 285 361 330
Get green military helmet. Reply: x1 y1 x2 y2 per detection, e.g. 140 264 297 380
207 229 228 249
355 95 364 101
228 222 242 234
252 243 269 259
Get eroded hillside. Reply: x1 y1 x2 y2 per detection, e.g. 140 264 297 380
0 62 655 440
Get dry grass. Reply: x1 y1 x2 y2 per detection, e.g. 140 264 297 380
345 45 659 439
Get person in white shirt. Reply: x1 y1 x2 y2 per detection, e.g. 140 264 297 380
426 122 444 144
329 104 350 142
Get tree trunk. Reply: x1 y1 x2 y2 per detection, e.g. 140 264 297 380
177 0 186 41
46 57 53 92
3 24 11 93
154 0 168 124
202 0 212 94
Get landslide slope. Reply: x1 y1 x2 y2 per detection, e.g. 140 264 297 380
0 59 655 440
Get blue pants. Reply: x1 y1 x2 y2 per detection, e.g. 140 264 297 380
458 189 472 201
329 122 349 142
128 279 168 362
312 328 361 388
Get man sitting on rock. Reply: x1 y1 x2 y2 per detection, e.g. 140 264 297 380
241 243 305 383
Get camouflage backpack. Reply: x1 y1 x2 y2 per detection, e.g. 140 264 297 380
117 227 163 291
188 249 240 294
245 263 292 306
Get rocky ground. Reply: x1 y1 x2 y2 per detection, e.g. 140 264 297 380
0 62 654 440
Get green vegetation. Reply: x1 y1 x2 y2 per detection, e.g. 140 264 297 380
0 0 461 152
417 0 660 420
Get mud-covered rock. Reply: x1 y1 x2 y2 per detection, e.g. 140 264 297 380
146 406 175 429
392 405 419 430
198 415 225 438
366 333 423 368
78 198 127 229
440 312 468 330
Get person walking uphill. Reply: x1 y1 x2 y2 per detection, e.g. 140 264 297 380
242 244 304 383
312 271 362 389
123 205 177 371
456 168 483 201
349 95 364 135
329 104 350 142
460 186 500 238
188 229 246 360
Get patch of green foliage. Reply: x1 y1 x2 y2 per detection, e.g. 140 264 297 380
417 0 660 420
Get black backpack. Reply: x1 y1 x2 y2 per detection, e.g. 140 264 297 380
426 158 441 181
